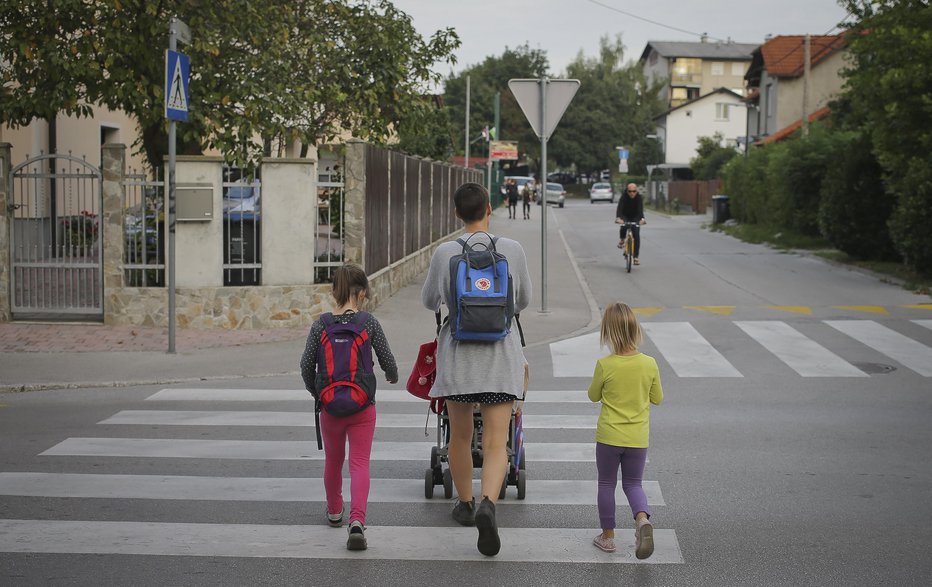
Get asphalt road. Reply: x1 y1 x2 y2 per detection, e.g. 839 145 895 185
1 198 930 585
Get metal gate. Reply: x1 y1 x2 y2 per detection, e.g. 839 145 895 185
8 153 103 319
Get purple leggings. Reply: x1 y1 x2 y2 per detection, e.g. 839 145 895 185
320 405 376 525
596 442 650 529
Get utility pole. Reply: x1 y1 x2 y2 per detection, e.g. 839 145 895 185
802 34 811 137
464 75 470 169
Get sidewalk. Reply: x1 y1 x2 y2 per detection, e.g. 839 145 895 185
0 204 596 392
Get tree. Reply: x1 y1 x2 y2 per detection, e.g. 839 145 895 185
689 133 738 180
0 1 459 168
549 36 663 178
441 45 550 169
836 0 932 273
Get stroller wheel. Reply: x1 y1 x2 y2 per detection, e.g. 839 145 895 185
430 446 440 469
442 468 454 499
518 448 526 471
424 469 435 499
516 469 527 500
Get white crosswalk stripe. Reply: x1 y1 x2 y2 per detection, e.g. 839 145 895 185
40 438 600 462
826 320 932 377
3 385 683 564
99 410 598 429
551 319 932 378
0 473 665 506
145 388 596 404
0 520 682 563
734 321 867 377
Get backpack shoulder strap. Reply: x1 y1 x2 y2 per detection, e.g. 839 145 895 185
353 311 370 326
320 312 334 326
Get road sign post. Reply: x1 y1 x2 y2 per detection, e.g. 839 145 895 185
508 78 579 313
165 17 191 354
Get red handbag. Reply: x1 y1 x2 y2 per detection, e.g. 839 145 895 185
406 339 437 400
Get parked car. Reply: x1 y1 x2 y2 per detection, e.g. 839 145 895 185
537 182 566 208
589 182 614 203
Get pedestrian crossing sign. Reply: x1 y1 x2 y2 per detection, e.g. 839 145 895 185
165 50 190 122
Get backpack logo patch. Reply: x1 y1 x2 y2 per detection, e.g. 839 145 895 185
474 277 492 291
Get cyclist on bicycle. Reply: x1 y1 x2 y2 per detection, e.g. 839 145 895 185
615 183 646 265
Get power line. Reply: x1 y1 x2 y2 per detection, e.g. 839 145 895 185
585 0 727 42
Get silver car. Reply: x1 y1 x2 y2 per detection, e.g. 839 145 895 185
589 182 614 204
537 182 566 208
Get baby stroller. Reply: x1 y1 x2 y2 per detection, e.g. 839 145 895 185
424 400 527 500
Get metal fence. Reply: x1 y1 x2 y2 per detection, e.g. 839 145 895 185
222 167 262 286
315 151 345 283
123 168 165 287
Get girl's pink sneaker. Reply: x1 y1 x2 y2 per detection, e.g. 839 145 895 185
592 534 616 553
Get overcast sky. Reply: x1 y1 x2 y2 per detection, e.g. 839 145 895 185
390 0 851 80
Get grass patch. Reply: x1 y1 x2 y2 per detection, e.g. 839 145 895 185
711 222 932 295
710 223 830 250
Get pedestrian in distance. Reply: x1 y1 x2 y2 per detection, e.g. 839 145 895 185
615 183 646 265
521 181 533 219
300 264 398 551
421 182 532 556
588 302 664 559
506 178 519 219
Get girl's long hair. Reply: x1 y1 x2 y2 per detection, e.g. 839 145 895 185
331 264 369 307
600 302 642 355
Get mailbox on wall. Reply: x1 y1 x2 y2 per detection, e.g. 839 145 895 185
176 187 213 221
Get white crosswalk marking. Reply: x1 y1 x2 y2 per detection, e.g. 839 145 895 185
734 321 866 377
642 322 743 378
551 319 932 378
5 385 682 564
99 410 598 430
826 320 932 376
145 388 596 404
41 438 599 462
0 520 683 563
0 473 665 506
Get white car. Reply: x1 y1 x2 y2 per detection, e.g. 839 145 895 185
537 182 566 208
589 182 614 203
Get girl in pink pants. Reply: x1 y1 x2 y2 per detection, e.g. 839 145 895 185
320 406 377 528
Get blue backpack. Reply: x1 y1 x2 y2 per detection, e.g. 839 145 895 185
447 232 515 342
313 311 376 449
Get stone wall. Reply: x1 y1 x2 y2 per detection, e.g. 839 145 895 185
107 284 331 329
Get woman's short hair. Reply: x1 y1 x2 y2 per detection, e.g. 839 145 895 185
600 302 643 354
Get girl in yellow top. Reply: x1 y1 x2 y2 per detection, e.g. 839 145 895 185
587 302 664 559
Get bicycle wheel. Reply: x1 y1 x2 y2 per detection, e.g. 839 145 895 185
625 236 633 273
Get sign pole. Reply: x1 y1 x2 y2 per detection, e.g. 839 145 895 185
167 19 178 354
539 78 549 314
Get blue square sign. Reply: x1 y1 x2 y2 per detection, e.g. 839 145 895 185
165 50 190 122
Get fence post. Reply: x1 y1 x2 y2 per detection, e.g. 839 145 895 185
101 143 126 324
343 139 366 268
0 143 11 322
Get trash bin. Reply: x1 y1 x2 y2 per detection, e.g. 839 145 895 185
711 195 731 224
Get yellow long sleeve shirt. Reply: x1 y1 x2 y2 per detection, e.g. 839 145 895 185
587 353 664 448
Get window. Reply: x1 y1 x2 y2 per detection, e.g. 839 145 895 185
731 62 745 76
711 62 724 76
672 58 702 84
715 103 730 121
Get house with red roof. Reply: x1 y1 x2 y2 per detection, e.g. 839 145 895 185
744 34 848 144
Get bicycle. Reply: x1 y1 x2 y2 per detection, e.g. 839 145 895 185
616 220 640 273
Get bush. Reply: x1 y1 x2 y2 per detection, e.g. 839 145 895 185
818 131 898 260
721 146 772 224
889 161 932 274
